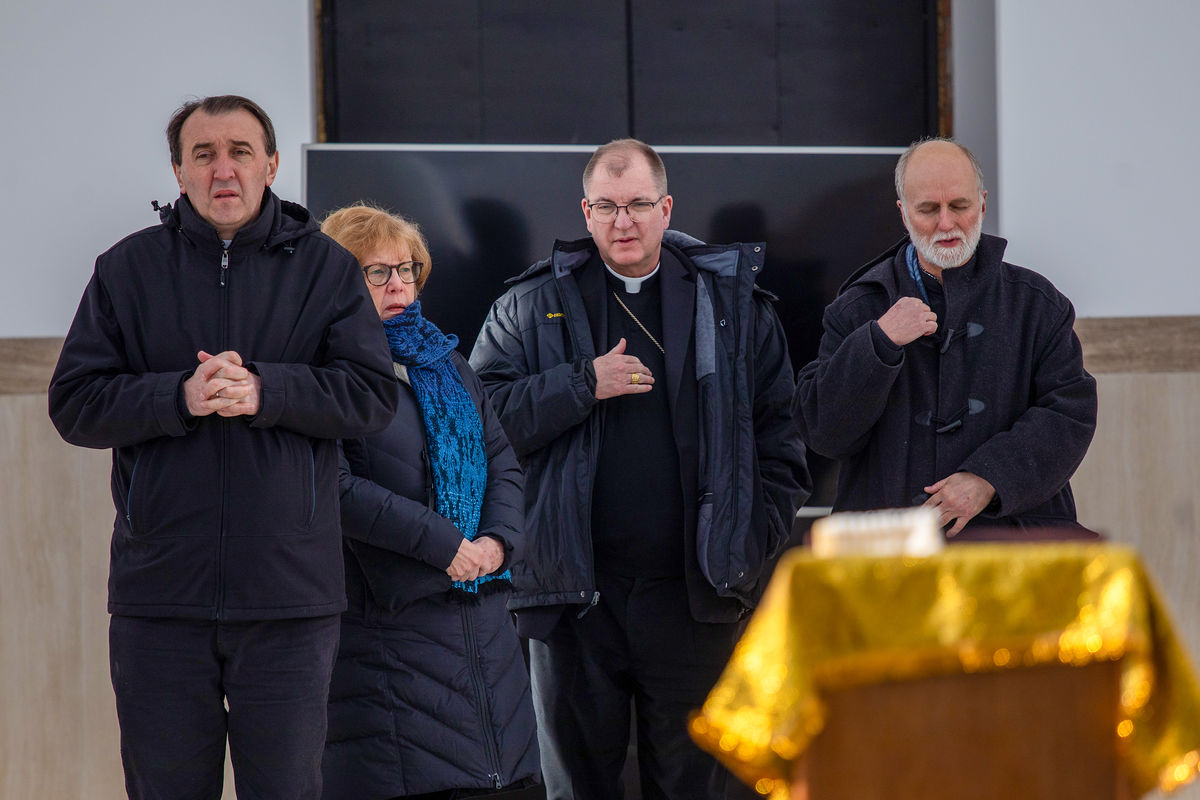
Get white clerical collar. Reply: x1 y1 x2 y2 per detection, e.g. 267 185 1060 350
604 262 660 294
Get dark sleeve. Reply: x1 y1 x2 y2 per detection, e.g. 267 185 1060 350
468 289 596 458
958 300 1098 515
248 249 398 439
466 359 525 570
48 266 192 449
869 320 905 366
751 297 812 555
792 295 906 459
337 437 464 570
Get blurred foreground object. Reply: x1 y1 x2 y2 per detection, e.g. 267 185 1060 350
691 543 1200 799
809 508 943 558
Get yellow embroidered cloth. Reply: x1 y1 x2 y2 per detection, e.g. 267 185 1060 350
690 543 1200 798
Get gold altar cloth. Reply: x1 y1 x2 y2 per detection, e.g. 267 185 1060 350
690 543 1200 798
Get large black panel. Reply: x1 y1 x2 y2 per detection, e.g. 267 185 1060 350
323 0 482 142
478 5 628 143
304 147 904 355
307 148 594 344
631 1 780 144
632 0 938 145
305 146 908 503
322 1 626 143
777 0 937 145
320 1 941 145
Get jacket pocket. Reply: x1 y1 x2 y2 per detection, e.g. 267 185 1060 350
228 430 318 536
123 451 144 535
534 315 571 366
121 437 220 539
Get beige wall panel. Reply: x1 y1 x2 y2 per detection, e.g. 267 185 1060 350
79 444 125 795
0 395 84 797
1090 372 1200 800
1073 373 1200 669
0 338 60 395
1076 317 1200 374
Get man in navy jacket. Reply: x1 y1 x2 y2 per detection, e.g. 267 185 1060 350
48 95 397 800
794 138 1097 535
471 139 810 799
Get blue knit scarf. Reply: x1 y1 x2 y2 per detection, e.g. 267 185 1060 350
382 301 509 592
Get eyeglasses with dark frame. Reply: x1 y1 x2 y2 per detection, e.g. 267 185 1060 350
362 261 423 286
586 196 666 223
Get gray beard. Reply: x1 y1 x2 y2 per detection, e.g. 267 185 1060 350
908 215 983 270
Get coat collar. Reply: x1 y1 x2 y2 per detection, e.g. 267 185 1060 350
659 247 696 410
165 188 317 253
839 232 1011 298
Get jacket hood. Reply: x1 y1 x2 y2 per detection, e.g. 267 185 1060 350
837 232 1010 297
154 188 319 252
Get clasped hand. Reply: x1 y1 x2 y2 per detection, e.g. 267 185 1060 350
447 537 505 582
183 350 261 418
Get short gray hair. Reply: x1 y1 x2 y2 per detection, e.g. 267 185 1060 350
582 139 667 197
894 137 986 203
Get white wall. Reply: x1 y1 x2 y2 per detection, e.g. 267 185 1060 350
951 0 999 236
0 0 315 338
996 1 1200 318
4 1 1197 337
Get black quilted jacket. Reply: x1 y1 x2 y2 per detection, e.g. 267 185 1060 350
321 351 539 797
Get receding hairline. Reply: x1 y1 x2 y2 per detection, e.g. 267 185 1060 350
894 137 987 204
582 139 668 197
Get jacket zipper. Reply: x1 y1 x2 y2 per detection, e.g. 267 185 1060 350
727 261 744 589
216 246 230 619
577 408 601 617
461 601 504 787
421 448 432 506
553 269 601 615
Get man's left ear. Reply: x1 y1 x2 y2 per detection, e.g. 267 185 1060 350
266 152 280 186
980 190 988 216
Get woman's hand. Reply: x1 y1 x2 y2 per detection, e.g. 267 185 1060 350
446 537 507 581
473 537 505 575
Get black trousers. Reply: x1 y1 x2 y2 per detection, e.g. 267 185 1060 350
109 614 340 800
529 573 747 800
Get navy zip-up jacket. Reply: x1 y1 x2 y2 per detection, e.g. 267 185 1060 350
470 231 810 624
49 190 398 620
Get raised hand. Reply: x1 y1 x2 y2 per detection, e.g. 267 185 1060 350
593 338 654 400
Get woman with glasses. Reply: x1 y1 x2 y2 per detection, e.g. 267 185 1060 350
319 203 539 799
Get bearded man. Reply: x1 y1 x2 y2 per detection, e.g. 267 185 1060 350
793 138 1097 535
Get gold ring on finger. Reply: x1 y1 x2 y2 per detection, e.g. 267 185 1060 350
631 372 640 385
